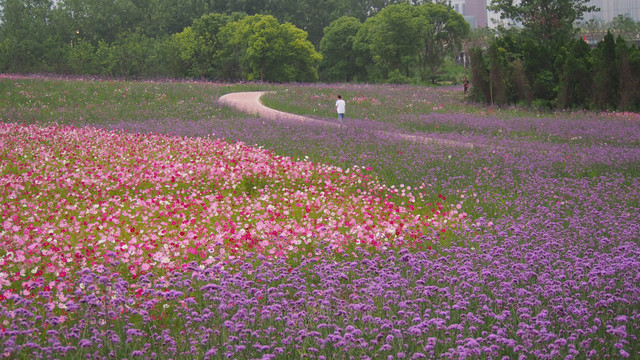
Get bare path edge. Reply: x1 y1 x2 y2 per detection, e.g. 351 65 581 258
218 91 475 149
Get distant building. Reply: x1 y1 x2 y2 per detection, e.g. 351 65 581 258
451 0 640 29
450 0 500 28
466 0 488 28
583 0 640 22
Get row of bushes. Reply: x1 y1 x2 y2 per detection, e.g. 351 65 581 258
0 13 321 83
0 4 469 85
469 32 640 111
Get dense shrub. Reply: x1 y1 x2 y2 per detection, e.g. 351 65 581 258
469 30 640 111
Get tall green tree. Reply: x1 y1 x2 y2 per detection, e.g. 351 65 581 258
556 38 592 109
352 15 379 81
144 0 215 36
319 16 364 82
609 14 638 43
487 42 509 105
218 15 321 82
105 31 156 77
579 18 604 34
616 37 639 111
55 0 143 45
592 32 618 110
351 2 471 84
279 22 323 81
416 3 469 83
262 0 329 46
368 3 422 79
157 30 197 78
0 0 57 71
510 58 532 105
67 38 99 74
469 47 490 103
626 45 640 111
192 12 243 78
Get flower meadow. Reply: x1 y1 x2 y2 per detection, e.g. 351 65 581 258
1 75 640 359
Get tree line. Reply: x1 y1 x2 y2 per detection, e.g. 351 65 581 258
0 0 467 83
2 0 639 111
468 0 640 111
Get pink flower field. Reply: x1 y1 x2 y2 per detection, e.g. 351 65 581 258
0 123 467 310
2 77 640 358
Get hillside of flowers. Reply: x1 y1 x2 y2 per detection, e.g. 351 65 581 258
1 75 640 359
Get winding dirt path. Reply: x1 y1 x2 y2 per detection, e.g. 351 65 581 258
218 91 336 128
218 91 475 149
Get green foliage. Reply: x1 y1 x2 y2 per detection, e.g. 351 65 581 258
385 69 411 84
518 41 555 101
0 1 473 84
368 3 422 79
489 0 598 50
469 47 490 103
0 0 58 72
349 2 471 84
438 57 467 84
166 25 213 78
615 37 640 111
279 23 322 82
627 45 640 111
319 16 364 82
416 3 469 84
0 39 7 71
145 0 216 36
609 14 639 43
484 0 600 110
556 39 593 109
157 30 196 78
592 32 618 110
55 0 144 46
68 39 100 74
217 15 321 82
488 42 509 105
510 58 533 106
110 32 153 77
192 12 243 79
532 70 556 102
470 29 639 112
352 16 380 81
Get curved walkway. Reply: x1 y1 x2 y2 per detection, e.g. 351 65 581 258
218 91 474 149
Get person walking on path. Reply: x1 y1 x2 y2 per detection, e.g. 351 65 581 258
335 94 346 125
463 77 470 96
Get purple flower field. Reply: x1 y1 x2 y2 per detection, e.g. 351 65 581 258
1 76 640 359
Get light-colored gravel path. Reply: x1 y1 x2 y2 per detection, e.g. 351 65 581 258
218 91 475 149
218 91 338 128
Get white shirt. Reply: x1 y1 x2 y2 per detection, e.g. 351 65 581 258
336 99 346 114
